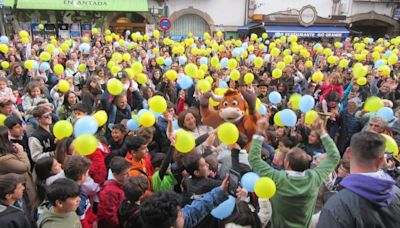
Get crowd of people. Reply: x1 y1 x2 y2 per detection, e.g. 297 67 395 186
0 28 399 228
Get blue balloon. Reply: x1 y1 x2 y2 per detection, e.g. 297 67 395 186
137 109 150 118
385 50 392 58
177 75 193 89
179 56 187 65
241 42 248 49
263 46 268 52
299 95 315 113
377 107 394 122
268 91 282 104
241 172 260 192
53 48 60 56
232 48 240 57
219 81 228 89
280 109 297 127
258 37 263 42
248 54 256 63
0 36 9 44
237 47 245 55
127 119 139 131
164 57 172 66
264 54 271 63
135 32 141 36
74 116 99 137
211 196 236 220
374 59 385 69
79 43 90 53
265 40 270 45
258 104 267 116
275 32 282 38
125 30 131 36
113 42 120 48
39 62 50 71
220 58 228 68
150 110 162 118
200 57 208 65
33 61 39 70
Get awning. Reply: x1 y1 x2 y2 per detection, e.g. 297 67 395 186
9 0 148 12
265 25 349 38
237 22 263 33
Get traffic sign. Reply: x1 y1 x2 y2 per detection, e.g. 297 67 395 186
159 18 172 31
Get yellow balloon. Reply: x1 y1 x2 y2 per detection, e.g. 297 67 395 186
312 72 323 83
283 55 293 64
230 69 240 81
200 64 208 72
0 44 9 54
166 70 178 81
111 65 122 75
357 77 367 86
254 57 264 68
175 130 195 153
132 62 143 74
123 53 131 62
91 28 98 34
58 80 70 93
46 44 55 53
0 114 7 126
196 69 205 79
156 57 164 65
378 65 391 76
53 64 64 75
19 30 29 38
205 76 214 85
149 95 167 113
1 61 10 69
105 35 113 43
211 56 219 67
305 60 313 68
73 134 98 156
139 112 156 127
276 62 286 70
53 120 73 140
390 55 400 66
107 78 124 96
272 69 282 79
24 60 35 70
228 59 238 70
339 59 349 68
217 122 239 145
184 63 198 78
254 177 276 199
153 30 160 38
216 31 223 38
137 73 148 84
274 112 284 127
244 73 254 85
289 93 302 110
40 51 51 61
196 79 212 93
92 110 108 127
38 24 44 30
78 64 87 72
382 134 399 156
270 48 280 57
305 110 318 126
364 96 384 112
124 68 134 79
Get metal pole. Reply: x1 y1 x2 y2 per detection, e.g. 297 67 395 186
0 4 5 36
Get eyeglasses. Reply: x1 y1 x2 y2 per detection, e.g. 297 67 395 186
369 123 382 128
42 114 52 119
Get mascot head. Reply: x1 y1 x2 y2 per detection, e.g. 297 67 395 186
217 89 248 122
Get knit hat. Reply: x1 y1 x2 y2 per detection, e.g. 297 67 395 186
4 115 23 129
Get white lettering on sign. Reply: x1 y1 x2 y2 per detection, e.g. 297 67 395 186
64 0 108 6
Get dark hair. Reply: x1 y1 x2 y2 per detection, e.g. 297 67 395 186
54 137 74 166
35 157 57 201
137 127 154 142
182 153 202 176
0 126 17 155
124 135 147 152
62 91 77 106
224 201 262 228
280 136 294 148
350 131 385 164
4 115 23 129
0 173 25 200
286 148 310 172
140 191 180 228
110 156 131 174
112 123 127 133
25 81 45 96
63 156 92 181
326 90 340 103
177 108 201 130
46 178 80 206
122 176 148 202
71 103 89 114
31 106 51 118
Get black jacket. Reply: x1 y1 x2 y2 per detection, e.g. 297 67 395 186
317 187 400 228
0 203 33 228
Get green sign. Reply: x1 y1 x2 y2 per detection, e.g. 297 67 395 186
12 0 148 12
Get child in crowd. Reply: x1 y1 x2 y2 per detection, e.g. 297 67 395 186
97 157 131 228
22 81 51 126
124 135 152 179
37 178 82 228
0 77 22 119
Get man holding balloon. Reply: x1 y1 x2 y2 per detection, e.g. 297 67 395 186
248 116 340 228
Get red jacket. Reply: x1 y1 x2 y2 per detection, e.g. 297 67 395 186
86 143 110 186
97 180 125 228
319 84 343 102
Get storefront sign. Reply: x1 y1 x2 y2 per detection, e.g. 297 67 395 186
15 0 148 12
394 8 400 21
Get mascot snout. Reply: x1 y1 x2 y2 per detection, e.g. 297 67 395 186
219 107 243 122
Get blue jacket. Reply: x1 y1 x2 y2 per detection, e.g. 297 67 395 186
183 187 226 228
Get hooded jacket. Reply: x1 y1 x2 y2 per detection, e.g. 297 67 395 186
0 203 32 228
317 172 400 228
37 206 81 228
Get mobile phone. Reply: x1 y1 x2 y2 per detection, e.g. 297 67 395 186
228 169 241 196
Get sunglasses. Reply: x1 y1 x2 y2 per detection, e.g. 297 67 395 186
42 114 52 119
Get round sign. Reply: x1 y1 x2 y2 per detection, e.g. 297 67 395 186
159 18 172 31
299 5 317 27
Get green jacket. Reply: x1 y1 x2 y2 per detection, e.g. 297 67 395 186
248 134 340 228
37 207 82 228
